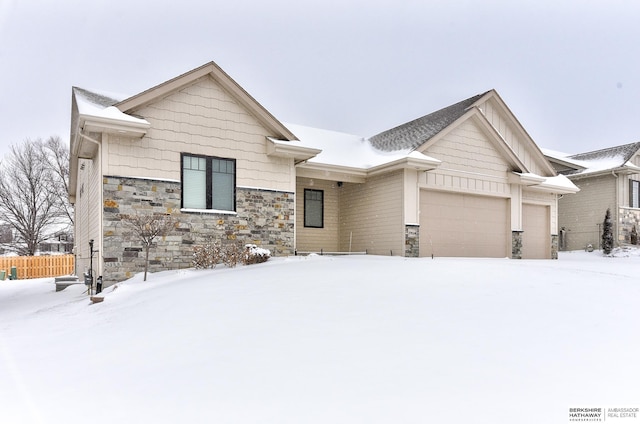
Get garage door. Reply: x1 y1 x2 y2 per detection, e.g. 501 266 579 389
522 204 550 259
420 190 509 258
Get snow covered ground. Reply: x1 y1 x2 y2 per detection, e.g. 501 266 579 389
1 249 639 424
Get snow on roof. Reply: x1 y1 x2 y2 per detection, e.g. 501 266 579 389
547 142 640 177
73 87 149 126
285 123 439 169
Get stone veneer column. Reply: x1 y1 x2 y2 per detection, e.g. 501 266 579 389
511 231 523 259
551 234 558 259
101 176 294 286
404 224 420 257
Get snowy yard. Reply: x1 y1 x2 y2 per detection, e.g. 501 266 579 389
1 250 639 423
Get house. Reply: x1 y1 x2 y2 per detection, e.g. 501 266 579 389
545 142 640 251
69 61 578 286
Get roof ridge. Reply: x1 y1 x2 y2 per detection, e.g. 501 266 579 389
569 141 640 162
369 91 491 152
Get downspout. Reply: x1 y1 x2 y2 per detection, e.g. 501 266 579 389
79 131 103 282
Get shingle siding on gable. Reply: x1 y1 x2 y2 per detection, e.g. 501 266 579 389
558 174 616 251
421 119 510 178
104 76 294 193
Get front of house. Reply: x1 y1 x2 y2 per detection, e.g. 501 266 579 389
69 61 578 286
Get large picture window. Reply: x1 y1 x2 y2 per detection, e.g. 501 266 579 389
182 154 235 211
304 189 324 228
631 180 640 208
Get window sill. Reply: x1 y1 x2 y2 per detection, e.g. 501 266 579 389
180 208 237 216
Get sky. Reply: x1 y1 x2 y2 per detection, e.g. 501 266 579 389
1 252 639 423
1 0 639 161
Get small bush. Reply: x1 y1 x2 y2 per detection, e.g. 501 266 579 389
242 244 271 265
222 243 241 268
192 242 221 269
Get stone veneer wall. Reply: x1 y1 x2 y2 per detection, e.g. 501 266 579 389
511 231 523 259
404 225 419 258
551 234 558 259
619 207 640 245
102 176 294 286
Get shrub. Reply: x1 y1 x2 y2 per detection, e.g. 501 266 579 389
222 243 241 268
242 244 271 265
602 208 614 255
192 241 221 269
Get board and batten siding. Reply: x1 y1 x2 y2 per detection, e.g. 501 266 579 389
102 76 295 193
480 98 547 176
558 174 616 251
74 156 103 276
337 170 404 255
295 178 340 253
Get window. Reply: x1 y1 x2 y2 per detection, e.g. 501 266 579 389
631 180 640 208
182 154 235 211
304 189 324 228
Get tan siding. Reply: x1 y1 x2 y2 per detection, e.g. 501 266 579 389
74 157 102 276
295 178 340 252
420 119 512 201
558 175 616 251
338 171 404 255
480 99 547 175
423 120 510 178
104 76 294 192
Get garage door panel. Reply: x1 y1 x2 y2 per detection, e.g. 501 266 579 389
420 191 509 258
522 204 550 259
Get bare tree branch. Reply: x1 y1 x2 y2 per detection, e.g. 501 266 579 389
120 212 177 281
0 138 71 255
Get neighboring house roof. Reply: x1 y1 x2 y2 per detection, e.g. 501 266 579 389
369 91 490 151
546 142 640 177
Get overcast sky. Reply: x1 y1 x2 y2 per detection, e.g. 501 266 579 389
1 0 639 160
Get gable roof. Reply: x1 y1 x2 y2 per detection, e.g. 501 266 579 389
551 142 640 177
369 91 490 151
116 61 297 141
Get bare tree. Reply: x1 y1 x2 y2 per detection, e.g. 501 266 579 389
39 136 73 225
120 212 177 281
0 138 70 255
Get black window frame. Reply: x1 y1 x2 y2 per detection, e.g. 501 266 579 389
181 153 236 212
631 180 640 208
304 188 324 228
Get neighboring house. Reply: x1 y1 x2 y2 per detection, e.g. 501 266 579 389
545 142 640 251
69 61 578 286
38 229 74 254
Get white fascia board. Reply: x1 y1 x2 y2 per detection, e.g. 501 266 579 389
266 138 322 161
367 154 441 177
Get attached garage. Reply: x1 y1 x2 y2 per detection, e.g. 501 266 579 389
522 203 550 259
420 190 510 258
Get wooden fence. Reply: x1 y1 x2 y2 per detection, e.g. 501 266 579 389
0 255 75 280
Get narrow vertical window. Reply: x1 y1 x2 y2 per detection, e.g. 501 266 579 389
182 155 207 209
212 158 235 211
631 180 640 208
304 189 324 228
